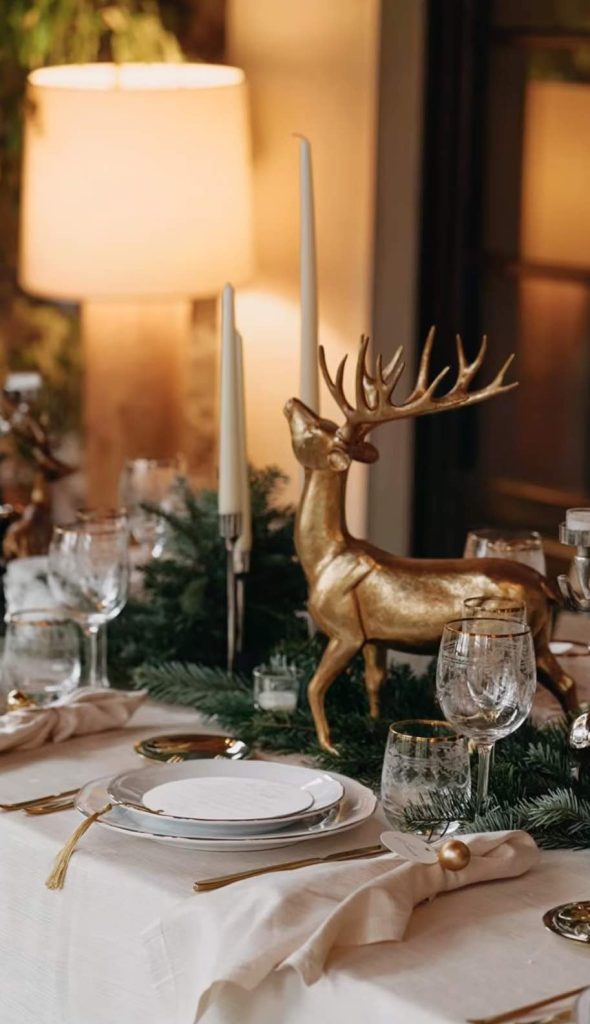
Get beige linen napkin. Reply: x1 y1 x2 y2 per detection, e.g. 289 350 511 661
143 829 539 1024
0 688 146 752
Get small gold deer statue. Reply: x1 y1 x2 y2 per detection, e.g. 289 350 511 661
285 330 576 752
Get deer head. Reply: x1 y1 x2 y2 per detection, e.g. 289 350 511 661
285 328 517 472
284 399 379 472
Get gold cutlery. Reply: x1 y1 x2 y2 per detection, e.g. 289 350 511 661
26 797 76 815
467 987 586 1024
193 843 387 892
0 788 80 812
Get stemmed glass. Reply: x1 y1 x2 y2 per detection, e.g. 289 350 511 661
463 595 526 623
464 528 546 575
47 518 130 688
436 617 536 812
119 458 184 560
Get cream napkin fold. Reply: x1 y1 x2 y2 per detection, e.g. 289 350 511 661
143 829 539 1024
0 688 146 752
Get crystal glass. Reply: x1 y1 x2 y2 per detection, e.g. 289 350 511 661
2 609 81 706
47 519 129 688
74 508 128 684
119 458 184 559
463 595 526 623
464 528 546 575
437 617 536 812
381 719 471 834
253 663 302 712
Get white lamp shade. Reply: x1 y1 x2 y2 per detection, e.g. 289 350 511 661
521 80 590 268
19 63 254 300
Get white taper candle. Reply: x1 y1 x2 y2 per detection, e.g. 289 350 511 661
298 135 319 413
218 284 242 516
235 330 252 559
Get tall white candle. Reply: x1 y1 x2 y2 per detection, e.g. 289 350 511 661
218 284 242 516
235 330 252 560
298 135 319 413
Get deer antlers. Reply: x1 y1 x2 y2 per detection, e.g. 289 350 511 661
319 328 517 441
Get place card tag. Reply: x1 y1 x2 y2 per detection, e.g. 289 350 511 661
380 830 439 864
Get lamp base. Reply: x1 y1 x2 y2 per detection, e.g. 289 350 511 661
82 300 191 505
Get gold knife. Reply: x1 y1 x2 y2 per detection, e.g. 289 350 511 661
193 843 387 892
467 986 586 1024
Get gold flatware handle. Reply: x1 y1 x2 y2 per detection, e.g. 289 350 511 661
193 844 386 892
467 986 586 1024
0 788 80 812
25 798 76 816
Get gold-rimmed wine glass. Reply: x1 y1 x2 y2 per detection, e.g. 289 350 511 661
463 595 526 623
436 617 536 812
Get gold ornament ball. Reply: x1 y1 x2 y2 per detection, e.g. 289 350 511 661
437 839 471 872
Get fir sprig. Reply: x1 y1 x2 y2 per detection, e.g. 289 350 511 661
108 468 308 683
133 652 590 849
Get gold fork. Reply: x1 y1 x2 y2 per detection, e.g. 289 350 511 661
5 754 184 817
0 788 79 812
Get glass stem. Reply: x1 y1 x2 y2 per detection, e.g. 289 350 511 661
85 625 99 688
97 626 110 688
476 742 493 813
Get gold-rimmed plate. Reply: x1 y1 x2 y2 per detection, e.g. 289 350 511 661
134 732 249 763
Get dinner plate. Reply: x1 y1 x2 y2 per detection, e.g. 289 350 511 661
77 771 376 852
107 760 344 836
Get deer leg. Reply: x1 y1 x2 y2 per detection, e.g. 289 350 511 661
534 627 578 713
308 636 362 755
362 643 387 719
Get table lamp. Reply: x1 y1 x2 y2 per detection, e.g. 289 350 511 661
19 63 253 503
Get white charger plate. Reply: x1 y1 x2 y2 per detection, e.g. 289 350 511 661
107 760 344 836
77 771 376 852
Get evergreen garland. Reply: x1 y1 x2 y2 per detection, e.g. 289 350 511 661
108 467 308 683
111 469 590 850
133 650 590 850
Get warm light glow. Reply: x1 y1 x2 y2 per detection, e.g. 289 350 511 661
521 80 590 267
19 63 254 299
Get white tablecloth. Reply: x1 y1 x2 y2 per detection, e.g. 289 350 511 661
1 702 590 1024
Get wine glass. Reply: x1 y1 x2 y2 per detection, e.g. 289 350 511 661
436 617 536 812
47 519 129 688
119 458 184 560
463 595 527 623
464 528 546 575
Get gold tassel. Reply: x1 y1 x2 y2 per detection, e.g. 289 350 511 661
45 803 112 890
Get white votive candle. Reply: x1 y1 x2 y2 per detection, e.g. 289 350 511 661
566 508 590 531
257 691 298 712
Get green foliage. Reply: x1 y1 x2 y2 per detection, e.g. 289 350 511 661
133 624 590 848
109 468 309 682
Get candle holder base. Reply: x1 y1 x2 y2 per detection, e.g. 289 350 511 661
219 513 242 672
558 523 590 612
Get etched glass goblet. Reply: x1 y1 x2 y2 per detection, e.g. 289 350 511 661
464 528 546 575
437 617 536 812
463 595 526 623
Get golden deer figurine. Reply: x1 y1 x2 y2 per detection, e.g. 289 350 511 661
285 330 576 753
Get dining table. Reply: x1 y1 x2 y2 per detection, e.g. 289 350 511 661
1 694 590 1024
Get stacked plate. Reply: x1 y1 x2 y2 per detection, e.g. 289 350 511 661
77 760 377 852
